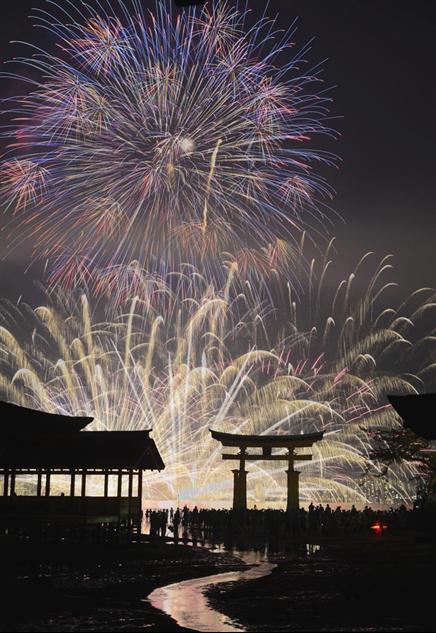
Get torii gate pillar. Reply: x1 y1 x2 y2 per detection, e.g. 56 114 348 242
286 467 301 513
232 469 240 509
232 460 247 511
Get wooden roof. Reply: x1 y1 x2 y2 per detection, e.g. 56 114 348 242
0 401 93 433
388 394 436 441
0 401 164 470
210 429 324 448
0 430 164 471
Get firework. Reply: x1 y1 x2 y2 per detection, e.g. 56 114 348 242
0 0 336 292
1 247 434 507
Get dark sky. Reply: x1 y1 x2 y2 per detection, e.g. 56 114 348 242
0 0 435 304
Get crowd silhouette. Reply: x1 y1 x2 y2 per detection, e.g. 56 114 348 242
144 503 424 543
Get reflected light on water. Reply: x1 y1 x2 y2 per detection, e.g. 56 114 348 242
147 550 276 632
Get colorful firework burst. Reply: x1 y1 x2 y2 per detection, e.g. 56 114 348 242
0 0 337 293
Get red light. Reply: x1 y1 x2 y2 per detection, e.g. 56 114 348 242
370 522 388 535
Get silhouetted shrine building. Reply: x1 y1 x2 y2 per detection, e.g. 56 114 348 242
388 394 436 441
210 429 324 512
0 402 164 535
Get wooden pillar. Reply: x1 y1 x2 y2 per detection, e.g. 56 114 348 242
128 470 133 524
286 465 300 513
232 469 240 510
238 467 247 511
10 470 16 496
238 448 247 511
128 470 133 498
117 469 122 497
117 470 123 527
137 469 143 501
3 470 9 496
232 451 248 511
36 471 42 497
81 469 87 497
104 471 109 497
45 470 51 496
135 470 143 539
70 470 76 497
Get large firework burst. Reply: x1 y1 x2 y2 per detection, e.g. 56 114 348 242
0 0 336 292
1 247 434 507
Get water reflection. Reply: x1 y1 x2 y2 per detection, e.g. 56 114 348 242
306 543 321 555
148 549 275 632
144 514 323 632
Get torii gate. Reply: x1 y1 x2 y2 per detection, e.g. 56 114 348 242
210 429 324 512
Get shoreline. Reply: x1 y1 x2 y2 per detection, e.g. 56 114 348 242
2 531 435 632
205 532 436 632
0 539 245 632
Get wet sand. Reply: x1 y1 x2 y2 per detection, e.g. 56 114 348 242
206 534 436 632
2 533 435 632
0 539 244 632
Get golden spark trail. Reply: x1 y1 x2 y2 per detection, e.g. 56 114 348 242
1 248 434 506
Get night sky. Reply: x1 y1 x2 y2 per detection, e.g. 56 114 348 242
0 0 434 304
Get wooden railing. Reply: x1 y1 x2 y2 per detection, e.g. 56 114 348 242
0 496 141 525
